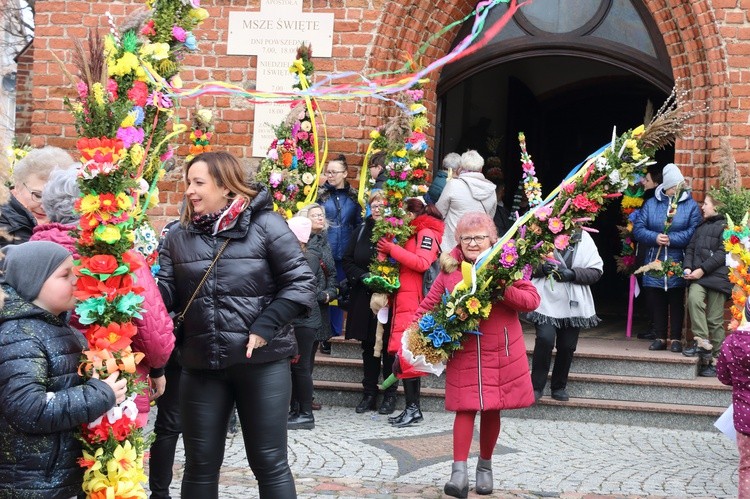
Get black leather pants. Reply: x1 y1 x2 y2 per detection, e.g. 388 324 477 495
149 357 182 498
179 359 296 499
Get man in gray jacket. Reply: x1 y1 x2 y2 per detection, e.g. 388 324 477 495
435 150 497 252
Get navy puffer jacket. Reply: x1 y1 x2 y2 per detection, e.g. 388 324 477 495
633 187 702 289
157 187 317 370
683 214 732 296
317 182 362 261
0 285 115 498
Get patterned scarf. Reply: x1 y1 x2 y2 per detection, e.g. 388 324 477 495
191 197 248 235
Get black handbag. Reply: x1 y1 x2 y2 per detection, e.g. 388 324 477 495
173 238 230 345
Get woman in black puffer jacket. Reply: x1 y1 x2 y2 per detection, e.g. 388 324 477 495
683 193 732 375
157 152 316 499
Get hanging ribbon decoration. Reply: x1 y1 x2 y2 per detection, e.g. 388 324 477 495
290 58 329 209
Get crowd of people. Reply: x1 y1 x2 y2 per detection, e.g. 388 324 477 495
0 144 747 498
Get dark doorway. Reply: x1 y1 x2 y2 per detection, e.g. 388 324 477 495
437 55 672 320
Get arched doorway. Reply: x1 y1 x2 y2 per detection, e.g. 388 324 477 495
436 0 674 315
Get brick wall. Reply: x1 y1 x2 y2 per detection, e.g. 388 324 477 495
13 41 33 141
23 0 750 228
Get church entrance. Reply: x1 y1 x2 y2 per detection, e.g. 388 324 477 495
435 0 675 323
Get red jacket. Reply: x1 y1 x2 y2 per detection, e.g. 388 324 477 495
386 214 443 355
31 223 174 424
416 250 540 412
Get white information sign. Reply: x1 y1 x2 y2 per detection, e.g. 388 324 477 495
227 0 334 157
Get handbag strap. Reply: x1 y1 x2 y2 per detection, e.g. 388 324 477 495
177 238 230 321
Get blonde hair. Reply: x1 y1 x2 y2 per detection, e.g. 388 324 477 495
181 152 258 225
368 190 386 205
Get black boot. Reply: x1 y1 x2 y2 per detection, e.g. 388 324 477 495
355 394 377 413
392 378 422 427
287 411 315 430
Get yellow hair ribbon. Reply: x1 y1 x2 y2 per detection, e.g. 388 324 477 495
358 141 377 211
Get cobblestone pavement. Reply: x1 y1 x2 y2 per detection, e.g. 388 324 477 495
146 406 738 498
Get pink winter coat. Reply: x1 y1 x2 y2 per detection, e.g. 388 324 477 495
415 250 540 412
30 223 174 425
385 214 444 355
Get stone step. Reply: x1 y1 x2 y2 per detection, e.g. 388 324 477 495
312 355 731 407
324 335 704 380
311 380 726 432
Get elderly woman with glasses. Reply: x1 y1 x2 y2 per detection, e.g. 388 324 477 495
317 154 363 345
414 212 540 498
342 191 398 414
0 146 76 245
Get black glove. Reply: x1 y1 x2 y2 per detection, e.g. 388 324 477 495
553 268 576 282
533 262 556 278
392 353 402 376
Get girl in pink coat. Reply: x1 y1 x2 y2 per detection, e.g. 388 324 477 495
415 212 540 498
31 167 174 427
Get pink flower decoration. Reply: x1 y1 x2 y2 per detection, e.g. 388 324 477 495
106 79 118 101
160 147 174 162
563 183 576 194
535 205 552 222
554 234 570 250
116 127 145 148
522 264 533 280
304 152 315 166
77 81 89 100
172 26 187 43
548 217 563 234
297 131 309 141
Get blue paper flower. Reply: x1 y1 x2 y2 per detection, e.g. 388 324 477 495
132 106 145 126
418 314 436 332
185 33 197 50
428 326 450 348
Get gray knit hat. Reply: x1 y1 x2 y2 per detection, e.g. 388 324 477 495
0 241 72 302
661 163 685 190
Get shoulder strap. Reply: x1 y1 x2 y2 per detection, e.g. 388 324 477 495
177 238 230 322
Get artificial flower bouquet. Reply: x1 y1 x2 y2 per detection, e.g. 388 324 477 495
256 45 322 219
185 108 214 162
363 84 431 294
402 124 658 375
724 213 750 328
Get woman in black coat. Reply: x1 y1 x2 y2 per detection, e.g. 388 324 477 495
342 191 398 414
157 152 316 499
683 193 732 376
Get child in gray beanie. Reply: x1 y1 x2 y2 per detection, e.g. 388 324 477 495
0 241 127 497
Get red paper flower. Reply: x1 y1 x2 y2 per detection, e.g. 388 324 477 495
87 322 137 351
76 137 125 164
127 81 149 107
82 254 118 275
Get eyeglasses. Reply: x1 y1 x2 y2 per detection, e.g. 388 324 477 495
325 170 347 176
23 182 43 203
460 235 490 245
370 204 385 210
309 213 325 219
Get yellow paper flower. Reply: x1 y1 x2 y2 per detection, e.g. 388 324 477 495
79 194 101 214
95 224 122 244
140 42 170 61
394 149 407 158
120 113 136 129
631 124 645 137
481 302 493 318
170 75 183 89
110 52 140 77
116 192 133 211
370 130 380 140
190 7 210 21
289 59 306 74
130 144 144 166
92 83 105 106
104 35 116 57
466 297 481 314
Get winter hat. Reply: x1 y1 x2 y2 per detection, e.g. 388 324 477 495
0 241 72 302
287 216 312 244
661 163 685 190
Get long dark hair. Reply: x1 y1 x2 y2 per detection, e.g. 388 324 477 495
406 197 442 221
